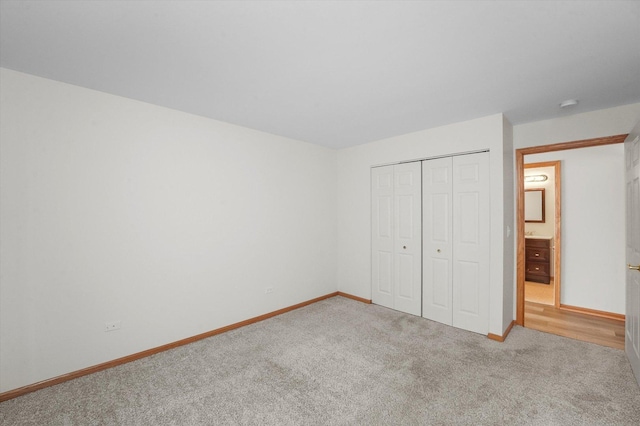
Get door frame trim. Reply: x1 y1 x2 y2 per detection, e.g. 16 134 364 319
515 134 628 326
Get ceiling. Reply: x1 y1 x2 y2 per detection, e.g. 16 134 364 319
1 1 639 149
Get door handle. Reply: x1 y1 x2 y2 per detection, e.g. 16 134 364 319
629 264 640 271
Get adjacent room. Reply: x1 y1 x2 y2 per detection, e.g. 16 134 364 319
1 1 640 424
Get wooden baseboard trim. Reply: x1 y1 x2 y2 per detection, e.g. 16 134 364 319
0 291 340 403
487 320 516 342
337 291 372 304
559 304 625 322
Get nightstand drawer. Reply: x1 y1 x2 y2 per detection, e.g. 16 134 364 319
527 262 549 276
527 248 550 262
525 238 550 248
526 262 550 283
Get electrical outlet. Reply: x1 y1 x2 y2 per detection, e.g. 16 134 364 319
105 321 121 332
265 287 275 294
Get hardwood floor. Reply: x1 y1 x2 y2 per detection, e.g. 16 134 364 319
524 301 625 349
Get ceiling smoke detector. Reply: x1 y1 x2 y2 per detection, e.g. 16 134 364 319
560 99 579 108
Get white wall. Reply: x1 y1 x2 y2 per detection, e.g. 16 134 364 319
0 69 337 392
525 146 625 313
336 114 513 336
514 103 640 315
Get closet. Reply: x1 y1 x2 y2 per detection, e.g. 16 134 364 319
371 152 490 334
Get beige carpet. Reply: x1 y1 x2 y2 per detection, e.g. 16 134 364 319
1 296 639 425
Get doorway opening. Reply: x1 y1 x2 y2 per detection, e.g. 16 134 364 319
516 134 627 349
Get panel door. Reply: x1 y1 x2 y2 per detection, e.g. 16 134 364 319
372 165 395 310
422 157 453 325
452 152 490 334
625 126 640 387
393 162 422 316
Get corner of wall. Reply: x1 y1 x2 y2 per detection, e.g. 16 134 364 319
502 116 515 329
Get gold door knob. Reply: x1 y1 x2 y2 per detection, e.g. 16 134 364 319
629 264 640 271
535 253 540 257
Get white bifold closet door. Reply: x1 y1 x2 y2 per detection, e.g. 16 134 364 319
371 162 422 316
422 152 490 334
